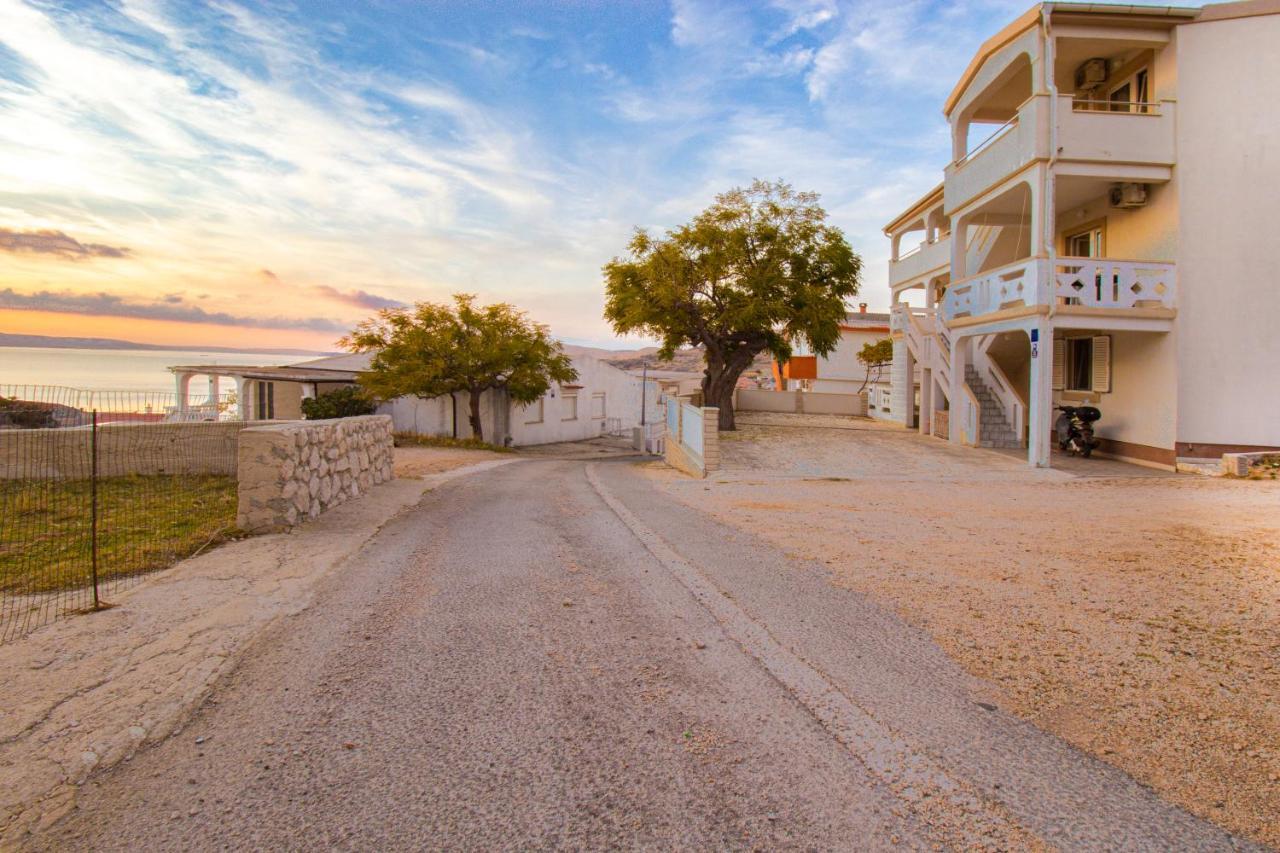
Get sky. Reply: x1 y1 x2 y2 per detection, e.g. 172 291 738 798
0 0 1054 351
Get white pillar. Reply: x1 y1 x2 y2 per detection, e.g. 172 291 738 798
205 375 218 406
235 377 250 420
174 372 193 412
919 368 933 435
1028 321 1054 467
949 335 968 444
902 344 916 429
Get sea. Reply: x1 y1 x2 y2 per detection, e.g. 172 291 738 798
0 346 312 395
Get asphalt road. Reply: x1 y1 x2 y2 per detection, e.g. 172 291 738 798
40 459 1256 851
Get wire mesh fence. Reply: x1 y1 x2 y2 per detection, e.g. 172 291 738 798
0 385 243 643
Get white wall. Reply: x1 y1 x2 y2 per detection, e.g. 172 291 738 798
509 354 647 446
1174 12 1280 449
1053 330 1176 455
379 355 648 447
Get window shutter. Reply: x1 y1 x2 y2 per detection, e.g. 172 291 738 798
1092 335 1112 393
1051 338 1065 391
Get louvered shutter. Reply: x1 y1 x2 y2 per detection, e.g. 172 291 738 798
1051 338 1065 391
1091 335 1112 393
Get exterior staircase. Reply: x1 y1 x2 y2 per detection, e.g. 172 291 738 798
964 365 1021 449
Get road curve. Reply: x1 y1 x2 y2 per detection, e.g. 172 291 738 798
37 458 1255 851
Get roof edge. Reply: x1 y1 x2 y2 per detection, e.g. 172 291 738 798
882 182 945 234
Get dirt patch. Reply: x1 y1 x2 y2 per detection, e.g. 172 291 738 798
647 422 1280 847
393 446 505 479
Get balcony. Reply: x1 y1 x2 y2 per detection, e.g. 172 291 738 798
945 95 1046 213
1057 96 1175 168
890 235 951 289
942 256 1177 326
945 94 1177 213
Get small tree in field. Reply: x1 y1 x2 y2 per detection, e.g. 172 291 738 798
856 338 894 394
603 179 861 430
341 295 577 442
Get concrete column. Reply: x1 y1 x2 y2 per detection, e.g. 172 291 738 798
949 335 968 444
205 375 219 406
902 344 916 429
174 372 193 412
950 216 968 281
1027 321 1054 467
919 368 933 435
235 377 250 421
701 407 720 472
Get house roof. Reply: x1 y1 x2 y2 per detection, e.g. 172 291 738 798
942 2 1200 118
291 352 375 371
168 365 361 383
882 183 945 234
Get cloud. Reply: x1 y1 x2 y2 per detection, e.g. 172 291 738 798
311 285 406 310
0 288 347 332
0 227 130 259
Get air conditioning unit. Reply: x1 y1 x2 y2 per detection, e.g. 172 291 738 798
1109 183 1148 209
1074 58 1109 91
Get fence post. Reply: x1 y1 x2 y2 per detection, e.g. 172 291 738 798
90 409 101 609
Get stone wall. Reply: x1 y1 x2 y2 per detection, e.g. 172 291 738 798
236 415 394 532
0 421 245 480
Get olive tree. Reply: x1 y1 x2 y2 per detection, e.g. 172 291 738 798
603 179 860 430
341 294 577 442
856 338 894 394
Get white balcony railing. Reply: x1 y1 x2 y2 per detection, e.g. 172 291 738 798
942 257 1176 323
890 235 951 288
945 94 1176 213
1054 257 1175 309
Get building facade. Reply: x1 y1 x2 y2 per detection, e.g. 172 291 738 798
884 0 1280 468
171 351 654 447
774 305 895 415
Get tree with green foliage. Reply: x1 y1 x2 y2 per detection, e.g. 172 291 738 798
341 294 577 442
856 338 894 394
603 179 861 430
300 385 376 420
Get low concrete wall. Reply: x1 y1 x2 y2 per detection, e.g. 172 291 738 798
933 411 949 440
663 404 719 478
0 421 246 480
736 389 867 417
236 415 394 532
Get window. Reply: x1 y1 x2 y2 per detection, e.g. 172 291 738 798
561 393 578 421
523 398 544 425
1066 338 1093 392
1054 336 1112 394
1065 225 1103 258
255 381 275 420
590 392 606 419
1109 66 1150 113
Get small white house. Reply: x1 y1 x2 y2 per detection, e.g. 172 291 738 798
171 351 654 447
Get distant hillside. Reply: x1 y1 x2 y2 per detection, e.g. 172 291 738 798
561 344 772 376
0 332 332 357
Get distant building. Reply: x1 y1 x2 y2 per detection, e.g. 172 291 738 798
773 304 895 416
169 351 653 446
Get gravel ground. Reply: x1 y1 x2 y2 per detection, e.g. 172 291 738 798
649 415 1280 847
393 445 508 478
36 454 1249 850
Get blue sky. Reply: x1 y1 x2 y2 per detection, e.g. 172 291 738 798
1 0 1049 348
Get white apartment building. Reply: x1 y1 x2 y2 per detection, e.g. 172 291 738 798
884 0 1280 468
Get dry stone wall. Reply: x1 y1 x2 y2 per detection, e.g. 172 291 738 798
236 415 394 532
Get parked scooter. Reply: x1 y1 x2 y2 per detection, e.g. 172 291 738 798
1055 405 1101 457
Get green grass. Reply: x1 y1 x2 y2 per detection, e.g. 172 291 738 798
0 474 238 595
393 432 513 453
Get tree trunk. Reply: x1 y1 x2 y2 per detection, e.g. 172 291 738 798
701 347 760 432
468 389 484 442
